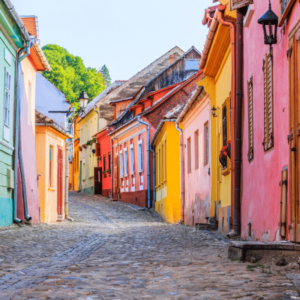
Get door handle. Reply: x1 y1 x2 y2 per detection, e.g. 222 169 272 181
291 147 296 152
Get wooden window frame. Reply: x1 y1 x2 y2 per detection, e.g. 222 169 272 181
187 137 192 174
278 0 297 27
247 76 254 161
222 98 231 176
229 0 253 11
49 145 54 187
263 50 274 152
194 130 199 170
204 122 209 166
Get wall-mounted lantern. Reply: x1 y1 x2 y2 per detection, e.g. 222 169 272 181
258 0 278 47
78 91 89 112
211 106 217 118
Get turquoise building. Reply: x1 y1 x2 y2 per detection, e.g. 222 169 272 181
0 1 27 226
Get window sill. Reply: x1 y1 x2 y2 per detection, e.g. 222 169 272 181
89 176 94 179
48 187 56 191
222 167 230 176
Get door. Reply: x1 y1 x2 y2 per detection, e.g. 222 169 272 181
94 167 102 195
288 24 300 242
79 161 82 191
57 146 63 216
113 156 119 198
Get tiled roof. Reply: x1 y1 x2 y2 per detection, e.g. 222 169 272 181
164 104 184 119
20 16 40 43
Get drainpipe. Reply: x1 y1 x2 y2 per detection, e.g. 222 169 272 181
137 116 152 208
217 8 237 237
175 124 185 223
13 43 31 223
107 126 113 198
228 11 243 238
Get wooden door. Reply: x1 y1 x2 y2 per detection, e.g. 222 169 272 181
113 156 119 198
57 146 63 216
94 167 102 195
288 24 300 242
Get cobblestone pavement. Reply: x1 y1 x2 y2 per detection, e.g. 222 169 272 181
0 192 300 300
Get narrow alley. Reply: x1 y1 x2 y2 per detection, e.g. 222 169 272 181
0 193 298 300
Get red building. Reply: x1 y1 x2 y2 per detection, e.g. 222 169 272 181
94 128 112 197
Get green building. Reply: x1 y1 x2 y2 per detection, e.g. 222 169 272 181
0 0 27 226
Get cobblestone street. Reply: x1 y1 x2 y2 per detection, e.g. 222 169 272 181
0 192 299 300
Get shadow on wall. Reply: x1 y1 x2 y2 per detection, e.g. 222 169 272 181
184 193 210 226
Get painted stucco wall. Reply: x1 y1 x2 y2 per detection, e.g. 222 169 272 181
17 57 40 224
78 111 98 194
198 50 232 233
181 94 211 226
154 122 181 223
36 127 66 223
35 72 69 130
241 0 295 242
0 29 16 227
96 132 111 196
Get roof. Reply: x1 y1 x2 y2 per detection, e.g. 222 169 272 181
110 46 199 126
35 110 72 138
20 16 40 43
78 80 126 122
176 86 206 124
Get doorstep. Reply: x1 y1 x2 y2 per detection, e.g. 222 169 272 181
228 241 300 261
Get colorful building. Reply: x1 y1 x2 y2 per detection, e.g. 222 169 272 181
109 47 202 207
0 1 25 227
35 111 72 223
176 87 211 226
199 2 236 233
94 128 112 197
151 106 182 223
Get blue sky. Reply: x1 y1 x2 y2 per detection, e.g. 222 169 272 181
13 0 211 81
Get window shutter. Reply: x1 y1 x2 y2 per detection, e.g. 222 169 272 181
138 141 143 171
120 153 123 177
95 143 100 157
230 0 253 11
247 76 254 161
130 147 134 173
263 50 274 151
279 168 288 237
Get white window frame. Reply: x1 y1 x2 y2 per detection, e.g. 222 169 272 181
119 150 124 178
138 140 143 172
124 147 128 176
4 69 11 128
130 144 134 174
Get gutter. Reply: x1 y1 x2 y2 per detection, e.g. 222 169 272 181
35 123 73 139
137 116 154 208
107 126 113 198
32 43 51 71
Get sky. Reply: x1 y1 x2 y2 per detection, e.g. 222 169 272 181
13 0 211 82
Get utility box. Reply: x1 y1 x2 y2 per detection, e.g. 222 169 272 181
7 168 14 189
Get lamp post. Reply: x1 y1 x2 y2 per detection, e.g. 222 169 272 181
258 0 278 49
211 106 217 118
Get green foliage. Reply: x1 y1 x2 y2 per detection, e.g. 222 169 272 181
42 44 106 108
100 65 112 86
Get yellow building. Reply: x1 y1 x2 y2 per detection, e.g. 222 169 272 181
35 111 72 223
198 1 236 233
72 115 80 191
151 113 181 224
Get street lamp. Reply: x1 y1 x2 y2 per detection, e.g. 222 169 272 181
78 91 89 111
211 106 217 118
258 0 278 48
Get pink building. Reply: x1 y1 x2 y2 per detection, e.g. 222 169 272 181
177 88 211 225
241 0 300 241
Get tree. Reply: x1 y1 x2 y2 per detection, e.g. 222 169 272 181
100 65 112 86
42 44 106 109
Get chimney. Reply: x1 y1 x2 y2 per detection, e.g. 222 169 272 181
169 54 178 65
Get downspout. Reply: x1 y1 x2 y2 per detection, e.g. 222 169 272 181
13 43 31 223
107 126 113 198
217 8 237 236
175 124 184 223
229 11 243 237
137 116 152 208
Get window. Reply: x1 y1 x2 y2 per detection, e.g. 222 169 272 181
187 138 191 173
156 148 159 185
130 145 134 174
28 81 32 126
103 155 106 172
94 117 97 134
85 125 87 143
247 76 254 161
108 152 111 171
124 148 128 175
80 128 83 145
184 59 199 71
119 151 124 177
204 122 209 165
4 70 11 128
222 105 227 147
159 149 162 184
165 140 167 181
138 140 143 172
49 146 54 187
263 50 274 151
162 144 164 182
229 0 253 11
195 130 199 170
89 154 93 177
91 121 93 137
